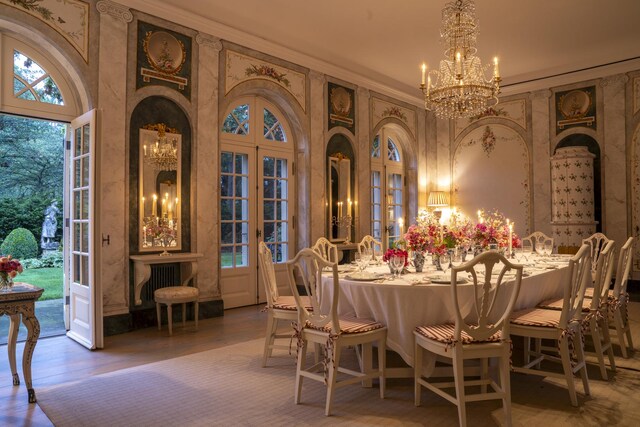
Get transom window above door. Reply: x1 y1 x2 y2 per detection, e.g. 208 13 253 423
13 50 64 105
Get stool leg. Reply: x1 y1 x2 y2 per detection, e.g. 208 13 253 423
182 303 187 328
194 301 199 330
156 303 161 331
167 304 173 336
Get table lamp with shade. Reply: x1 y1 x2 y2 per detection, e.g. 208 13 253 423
427 191 449 220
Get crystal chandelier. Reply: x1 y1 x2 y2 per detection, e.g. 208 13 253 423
143 124 178 171
419 0 501 119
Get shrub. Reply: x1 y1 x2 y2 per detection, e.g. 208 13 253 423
0 227 39 259
21 251 63 269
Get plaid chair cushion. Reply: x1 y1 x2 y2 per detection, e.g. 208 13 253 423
537 297 591 312
307 314 385 334
272 295 313 311
415 323 502 345
510 307 562 328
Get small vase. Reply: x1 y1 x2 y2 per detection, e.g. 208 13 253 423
413 252 425 273
0 273 13 292
432 254 442 271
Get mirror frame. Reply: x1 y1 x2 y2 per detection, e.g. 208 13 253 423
138 126 182 252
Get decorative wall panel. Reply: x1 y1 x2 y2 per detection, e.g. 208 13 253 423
453 124 530 235
1 0 89 61
327 82 355 133
454 99 526 138
225 50 306 111
550 146 596 249
555 86 596 134
634 77 640 115
632 125 640 272
371 97 416 137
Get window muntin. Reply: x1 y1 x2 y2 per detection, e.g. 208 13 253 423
222 104 249 135
13 50 64 105
263 108 287 142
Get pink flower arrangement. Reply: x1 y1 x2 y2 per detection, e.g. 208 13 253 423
0 255 23 279
382 247 409 267
474 209 520 248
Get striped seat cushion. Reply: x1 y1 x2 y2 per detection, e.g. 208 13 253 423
306 314 385 335
415 323 502 345
584 287 614 299
510 307 562 328
272 295 313 311
537 297 591 312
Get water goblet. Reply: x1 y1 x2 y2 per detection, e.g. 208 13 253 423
522 242 533 262
440 253 451 276
392 255 404 278
354 253 364 275
544 241 553 257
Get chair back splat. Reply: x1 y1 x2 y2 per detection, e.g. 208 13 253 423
358 235 383 260
583 232 611 273
522 231 554 254
311 237 339 264
258 242 280 308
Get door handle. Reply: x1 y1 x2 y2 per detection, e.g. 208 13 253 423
256 229 262 238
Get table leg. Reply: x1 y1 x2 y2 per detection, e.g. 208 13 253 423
21 305 41 403
8 314 20 386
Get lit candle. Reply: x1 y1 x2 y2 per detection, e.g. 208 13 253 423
354 201 358 220
152 194 157 217
168 199 173 221
141 196 145 217
508 220 513 258
493 56 500 79
421 63 427 86
161 198 167 217
439 215 445 241
143 145 147 156
427 75 431 96
477 209 482 223
399 217 404 237
348 198 352 216
456 52 462 76
338 201 342 218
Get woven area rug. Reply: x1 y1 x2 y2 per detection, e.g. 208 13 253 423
37 338 640 426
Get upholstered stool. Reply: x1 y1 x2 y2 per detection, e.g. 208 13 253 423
154 286 199 336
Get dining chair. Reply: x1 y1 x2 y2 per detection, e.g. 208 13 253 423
522 231 554 254
583 232 611 274
312 237 339 263
258 242 313 367
509 244 591 407
286 248 387 416
358 235 382 260
538 240 616 379
608 237 635 358
414 251 523 427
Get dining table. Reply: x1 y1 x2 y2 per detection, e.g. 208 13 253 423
320 254 572 378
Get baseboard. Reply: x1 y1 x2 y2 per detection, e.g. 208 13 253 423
103 299 225 336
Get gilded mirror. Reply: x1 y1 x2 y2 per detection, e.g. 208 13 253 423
139 124 181 252
328 154 351 242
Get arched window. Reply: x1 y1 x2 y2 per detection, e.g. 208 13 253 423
1 34 77 121
220 97 295 309
371 129 404 248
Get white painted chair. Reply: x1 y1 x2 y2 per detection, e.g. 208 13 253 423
154 285 199 336
287 248 387 416
583 232 611 274
414 251 523 427
258 242 312 367
539 240 616 379
523 231 554 254
510 244 591 406
609 237 635 358
358 235 382 260
311 237 338 264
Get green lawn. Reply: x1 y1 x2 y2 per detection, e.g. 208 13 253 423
17 267 63 301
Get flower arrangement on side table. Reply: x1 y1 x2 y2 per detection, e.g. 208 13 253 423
0 255 23 291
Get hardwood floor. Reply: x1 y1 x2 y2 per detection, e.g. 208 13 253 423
0 305 267 426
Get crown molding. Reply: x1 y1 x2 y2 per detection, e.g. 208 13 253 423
116 0 424 107
97 0 133 23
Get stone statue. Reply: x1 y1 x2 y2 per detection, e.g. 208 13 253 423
41 200 61 250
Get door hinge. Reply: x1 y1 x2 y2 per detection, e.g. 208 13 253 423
65 218 70 227
65 139 71 150
292 215 296 229
292 162 296 176
256 229 262 238
65 295 70 305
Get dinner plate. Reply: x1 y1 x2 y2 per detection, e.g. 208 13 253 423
535 263 558 269
345 272 382 281
428 273 468 284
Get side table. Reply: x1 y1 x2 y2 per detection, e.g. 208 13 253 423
0 282 44 403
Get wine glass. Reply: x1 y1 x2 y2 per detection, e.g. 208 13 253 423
440 253 451 276
392 255 404 278
522 241 533 262
373 247 383 265
544 241 553 257
362 248 373 267
535 242 545 258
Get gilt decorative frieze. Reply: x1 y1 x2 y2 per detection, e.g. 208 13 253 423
371 97 416 137
2 0 90 61
225 50 306 111
454 99 526 137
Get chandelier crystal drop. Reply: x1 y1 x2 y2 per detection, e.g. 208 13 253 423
419 0 501 119
143 124 178 171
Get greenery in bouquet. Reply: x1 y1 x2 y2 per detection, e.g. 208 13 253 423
474 209 520 248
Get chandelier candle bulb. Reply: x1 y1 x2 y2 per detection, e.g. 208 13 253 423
348 199 352 216
161 198 166 217
494 57 500 78
354 201 358 219
508 221 513 257
421 63 427 85
427 75 431 96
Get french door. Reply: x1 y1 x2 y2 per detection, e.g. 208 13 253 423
65 109 102 349
220 145 294 308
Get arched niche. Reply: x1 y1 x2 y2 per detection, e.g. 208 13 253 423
326 132 355 242
129 96 192 253
452 124 531 235
554 134 602 231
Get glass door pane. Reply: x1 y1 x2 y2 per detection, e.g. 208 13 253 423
387 171 403 247
260 154 290 263
221 151 250 268
371 170 382 241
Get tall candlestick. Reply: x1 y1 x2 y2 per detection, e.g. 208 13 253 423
348 199 353 216
354 201 358 221
421 63 426 85
152 194 157 217
168 199 173 221
508 222 513 258
493 56 500 79
141 197 145 217
398 217 404 237
427 75 431 96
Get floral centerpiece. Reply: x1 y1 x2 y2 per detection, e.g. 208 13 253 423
0 255 23 291
474 209 521 251
382 246 409 275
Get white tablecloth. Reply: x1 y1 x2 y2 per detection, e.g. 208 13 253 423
320 259 570 373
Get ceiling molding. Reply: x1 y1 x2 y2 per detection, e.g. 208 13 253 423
117 0 425 107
